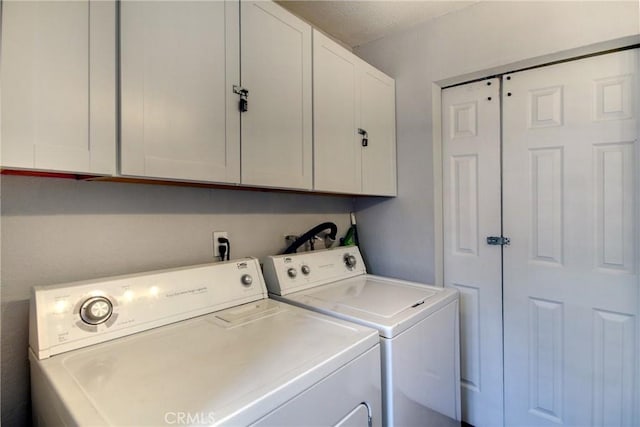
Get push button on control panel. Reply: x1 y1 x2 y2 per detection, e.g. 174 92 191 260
80 296 113 325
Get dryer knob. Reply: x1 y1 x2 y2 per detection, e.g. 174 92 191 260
80 296 113 325
287 268 298 278
241 274 253 286
301 265 311 275
344 254 357 269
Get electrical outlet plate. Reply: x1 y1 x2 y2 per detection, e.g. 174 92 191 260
213 231 228 258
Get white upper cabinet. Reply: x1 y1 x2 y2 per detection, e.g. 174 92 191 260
313 30 396 196
120 0 240 183
1 1 116 175
2 0 393 194
313 30 360 194
240 1 313 190
359 63 396 196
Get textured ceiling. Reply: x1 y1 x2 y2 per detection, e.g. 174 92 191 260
276 1 480 48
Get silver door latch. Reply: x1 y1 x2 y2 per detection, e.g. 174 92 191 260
487 236 511 246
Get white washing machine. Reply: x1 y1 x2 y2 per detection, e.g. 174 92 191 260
263 247 461 427
29 258 382 426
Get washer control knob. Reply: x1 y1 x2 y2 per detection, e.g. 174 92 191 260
344 254 357 269
80 296 113 325
287 268 298 278
301 265 311 275
241 274 253 286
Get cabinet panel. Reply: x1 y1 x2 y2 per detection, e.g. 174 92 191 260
89 1 117 175
312 30 396 196
241 1 312 190
313 30 360 194
120 0 240 183
360 65 396 196
1 1 115 174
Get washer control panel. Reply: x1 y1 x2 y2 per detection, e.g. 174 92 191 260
30 258 267 359
262 247 366 296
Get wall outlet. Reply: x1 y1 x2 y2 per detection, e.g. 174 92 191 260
213 231 229 259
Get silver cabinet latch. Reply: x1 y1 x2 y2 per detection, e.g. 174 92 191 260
233 85 249 112
357 128 368 147
487 236 511 246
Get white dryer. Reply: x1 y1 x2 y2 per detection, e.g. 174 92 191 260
29 258 382 426
263 247 461 427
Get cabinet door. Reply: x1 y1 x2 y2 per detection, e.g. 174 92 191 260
120 0 240 183
359 64 397 196
1 1 116 175
313 30 360 194
241 1 312 190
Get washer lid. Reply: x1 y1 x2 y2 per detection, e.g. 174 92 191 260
32 299 379 426
308 277 436 318
281 275 458 338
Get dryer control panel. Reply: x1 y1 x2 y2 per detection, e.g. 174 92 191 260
263 247 366 296
30 258 267 359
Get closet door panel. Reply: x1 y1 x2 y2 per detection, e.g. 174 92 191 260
502 49 638 427
442 79 503 427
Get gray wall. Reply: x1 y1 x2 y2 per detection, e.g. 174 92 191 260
1 175 353 425
354 0 639 283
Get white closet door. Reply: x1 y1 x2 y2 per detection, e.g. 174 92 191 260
120 0 240 183
503 49 638 427
240 1 312 190
442 78 503 427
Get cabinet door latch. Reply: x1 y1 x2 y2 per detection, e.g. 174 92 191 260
233 85 249 112
358 128 368 147
486 236 511 246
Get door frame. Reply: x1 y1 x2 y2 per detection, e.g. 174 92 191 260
434 41 640 425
